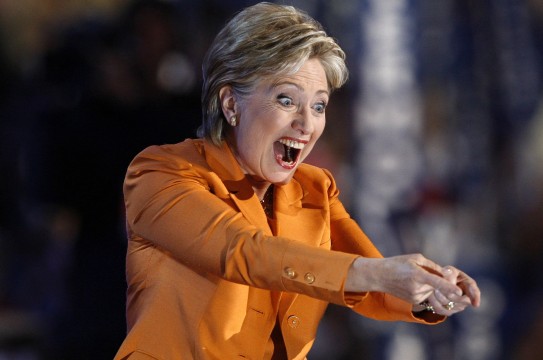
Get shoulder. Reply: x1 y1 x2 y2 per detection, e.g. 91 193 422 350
129 139 208 170
294 163 335 186
124 139 217 196
136 138 204 160
293 163 339 200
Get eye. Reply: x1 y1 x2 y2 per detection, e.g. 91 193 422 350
278 95 294 107
313 101 327 114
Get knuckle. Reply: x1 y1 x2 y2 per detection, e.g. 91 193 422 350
413 253 424 260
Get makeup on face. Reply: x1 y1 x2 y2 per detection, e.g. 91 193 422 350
229 58 329 186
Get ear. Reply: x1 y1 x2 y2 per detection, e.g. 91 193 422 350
219 86 237 121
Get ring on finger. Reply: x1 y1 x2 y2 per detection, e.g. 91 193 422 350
420 301 435 314
444 301 455 311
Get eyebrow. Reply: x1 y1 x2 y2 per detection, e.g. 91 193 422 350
271 80 330 97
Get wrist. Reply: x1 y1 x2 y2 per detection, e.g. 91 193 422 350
345 257 380 293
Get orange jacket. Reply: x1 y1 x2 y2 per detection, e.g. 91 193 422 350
115 139 438 360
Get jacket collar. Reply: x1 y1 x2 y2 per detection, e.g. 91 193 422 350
203 140 270 232
201 139 322 247
201 140 306 230
202 139 304 206
203 139 246 190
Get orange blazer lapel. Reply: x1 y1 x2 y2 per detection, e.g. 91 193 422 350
203 140 271 234
274 178 327 247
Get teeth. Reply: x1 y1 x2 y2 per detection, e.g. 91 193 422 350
279 138 305 149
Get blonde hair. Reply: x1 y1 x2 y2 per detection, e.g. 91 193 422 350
198 2 348 145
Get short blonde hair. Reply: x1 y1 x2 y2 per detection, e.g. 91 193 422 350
198 2 348 145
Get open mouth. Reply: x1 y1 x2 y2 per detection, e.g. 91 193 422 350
273 138 305 169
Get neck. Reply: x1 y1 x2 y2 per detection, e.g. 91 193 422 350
252 182 272 201
225 136 271 201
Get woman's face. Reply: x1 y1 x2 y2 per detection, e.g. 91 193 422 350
227 58 329 186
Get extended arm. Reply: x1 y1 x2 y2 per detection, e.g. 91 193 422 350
324 168 480 319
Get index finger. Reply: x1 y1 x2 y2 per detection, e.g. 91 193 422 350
458 273 482 307
424 271 463 297
414 255 444 277
414 258 462 296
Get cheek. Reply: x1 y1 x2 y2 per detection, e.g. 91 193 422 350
302 120 325 158
237 124 268 160
314 119 326 140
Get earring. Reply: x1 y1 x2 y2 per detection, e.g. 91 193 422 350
230 115 237 126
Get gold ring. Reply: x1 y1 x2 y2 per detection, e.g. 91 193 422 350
444 301 455 310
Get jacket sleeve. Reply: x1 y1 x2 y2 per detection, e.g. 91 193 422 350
325 168 444 324
124 144 358 299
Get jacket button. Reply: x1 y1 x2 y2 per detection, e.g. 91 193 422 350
304 272 315 284
287 315 300 328
284 267 296 279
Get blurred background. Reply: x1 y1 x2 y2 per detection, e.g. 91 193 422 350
0 0 542 359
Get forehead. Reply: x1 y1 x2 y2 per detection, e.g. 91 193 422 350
261 59 329 92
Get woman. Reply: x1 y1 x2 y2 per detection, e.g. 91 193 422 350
115 3 480 359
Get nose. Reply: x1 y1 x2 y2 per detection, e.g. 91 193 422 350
291 107 314 135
